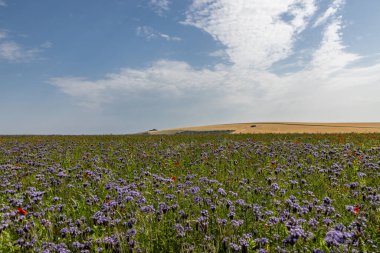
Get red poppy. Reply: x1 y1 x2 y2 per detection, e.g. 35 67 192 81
171 176 177 181
353 206 360 215
17 208 27 215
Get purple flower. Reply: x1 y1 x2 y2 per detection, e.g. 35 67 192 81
235 199 246 206
127 218 137 228
175 223 185 237
239 238 249 247
308 218 319 227
201 210 209 217
231 219 244 228
126 229 136 238
271 183 280 191
282 226 306 245
268 216 279 225
193 196 203 204
92 211 110 225
103 235 119 247
229 243 241 252
165 194 175 199
229 191 238 197
323 197 332 205
324 229 352 246
189 186 200 194
72 241 85 249
158 202 169 214
140 205 155 213
217 218 227 226
254 237 269 245
217 188 227 196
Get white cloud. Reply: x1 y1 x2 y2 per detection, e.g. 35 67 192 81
183 0 317 69
49 0 380 122
149 0 170 16
49 60 226 108
310 18 360 75
0 31 52 62
40 41 53 49
313 0 344 28
0 30 7 39
0 41 41 62
0 2 50 63
209 49 228 59
136 26 181 41
49 56 380 121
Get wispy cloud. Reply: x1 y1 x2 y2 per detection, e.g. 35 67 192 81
0 30 7 39
0 30 52 62
40 41 53 49
311 18 360 75
136 26 181 41
313 0 344 28
149 0 170 16
0 1 51 62
0 41 40 62
49 0 380 121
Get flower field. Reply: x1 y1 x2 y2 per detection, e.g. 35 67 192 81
0 134 379 252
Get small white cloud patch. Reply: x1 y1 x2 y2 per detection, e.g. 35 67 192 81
149 0 170 15
0 41 41 62
136 26 181 41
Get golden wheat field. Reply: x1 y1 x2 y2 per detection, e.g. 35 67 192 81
148 122 380 135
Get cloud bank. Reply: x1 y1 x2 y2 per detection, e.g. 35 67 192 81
49 0 380 124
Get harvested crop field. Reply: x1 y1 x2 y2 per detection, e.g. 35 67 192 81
148 123 380 135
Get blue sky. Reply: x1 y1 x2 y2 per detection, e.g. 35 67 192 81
1 0 380 134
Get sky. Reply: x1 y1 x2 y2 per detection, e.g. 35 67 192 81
0 0 380 134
